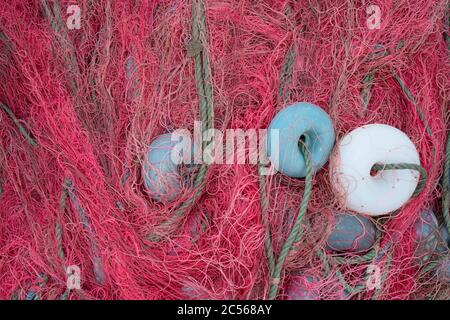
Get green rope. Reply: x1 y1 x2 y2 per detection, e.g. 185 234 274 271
147 168 209 242
278 47 295 103
0 102 37 147
333 250 377 265
316 249 365 294
393 74 433 140
42 0 81 97
333 230 382 265
191 0 212 138
25 274 48 300
56 186 68 264
372 163 428 197
360 48 435 158
59 289 70 300
116 200 125 212
147 0 213 242
55 222 65 261
370 251 393 300
64 179 105 285
326 232 397 297
197 0 214 128
0 146 5 200
258 165 276 277
420 260 441 275
268 142 312 300
355 43 437 298
259 41 297 298
360 72 375 113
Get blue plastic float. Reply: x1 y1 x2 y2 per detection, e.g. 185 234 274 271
267 102 335 178
285 274 320 300
440 225 449 248
414 209 442 264
326 212 376 252
142 133 194 202
436 257 450 283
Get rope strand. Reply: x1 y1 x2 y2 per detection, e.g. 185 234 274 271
0 102 37 147
268 142 313 300
147 0 213 241
372 163 428 197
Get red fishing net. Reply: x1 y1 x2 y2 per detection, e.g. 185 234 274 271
0 0 448 300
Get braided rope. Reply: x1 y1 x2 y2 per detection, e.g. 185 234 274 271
55 222 65 262
361 72 375 113
333 230 383 265
420 260 441 275
0 102 37 147
56 187 68 263
42 0 81 97
59 289 70 300
370 251 393 300
25 274 48 300
259 40 296 299
258 165 276 277
147 0 213 242
393 74 434 139
372 163 428 197
277 47 295 103
64 179 105 285
10 291 19 300
333 250 377 265
197 0 214 128
316 249 365 294
268 142 312 300
328 230 398 297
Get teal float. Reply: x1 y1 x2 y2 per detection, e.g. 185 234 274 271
267 102 335 178
168 213 206 255
436 258 450 283
413 209 442 264
326 212 376 252
285 274 320 300
413 210 450 284
142 133 194 202
436 227 450 283
440 225 449 248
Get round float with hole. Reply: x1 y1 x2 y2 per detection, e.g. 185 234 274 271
330 124 420 216
142 133 194 202
266 102 335 178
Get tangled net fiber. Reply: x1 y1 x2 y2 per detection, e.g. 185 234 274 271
0 0 448 300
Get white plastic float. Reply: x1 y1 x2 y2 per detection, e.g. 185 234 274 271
330 124 421 216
